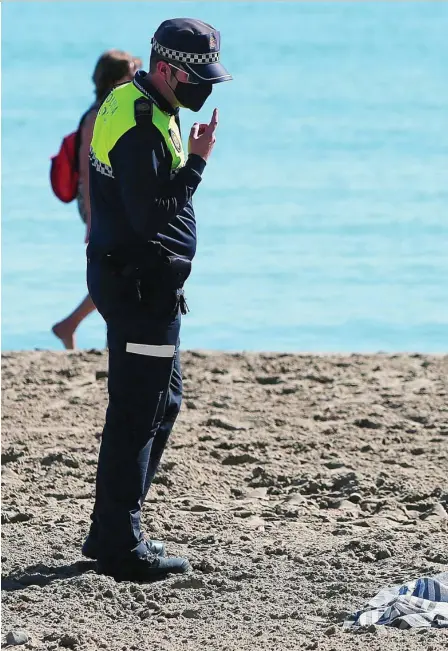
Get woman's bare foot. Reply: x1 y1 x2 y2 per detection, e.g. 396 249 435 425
52 321 75 350
52 295 96 350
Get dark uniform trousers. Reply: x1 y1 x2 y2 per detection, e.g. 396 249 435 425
87 260 182 559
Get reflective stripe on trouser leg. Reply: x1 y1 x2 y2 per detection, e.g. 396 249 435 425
126 343 176 357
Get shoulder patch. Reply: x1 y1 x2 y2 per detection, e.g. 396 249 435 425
169 128 182 153
134 98 153 125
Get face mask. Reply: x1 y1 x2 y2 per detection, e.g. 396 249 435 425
172 81 212 112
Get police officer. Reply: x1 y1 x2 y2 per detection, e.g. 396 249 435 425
83 18 232 581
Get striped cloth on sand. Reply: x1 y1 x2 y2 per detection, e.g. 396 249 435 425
344 572 448 629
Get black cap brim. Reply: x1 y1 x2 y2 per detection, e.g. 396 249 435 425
183 61 232 84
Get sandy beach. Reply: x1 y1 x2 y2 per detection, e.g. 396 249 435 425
2 350 447 650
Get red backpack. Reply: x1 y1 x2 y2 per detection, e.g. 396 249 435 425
50 129 82 203
50 107 96 203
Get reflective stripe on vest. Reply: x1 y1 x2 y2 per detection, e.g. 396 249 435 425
90 82 185 175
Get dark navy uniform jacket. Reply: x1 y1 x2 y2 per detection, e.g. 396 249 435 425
87 71 206 267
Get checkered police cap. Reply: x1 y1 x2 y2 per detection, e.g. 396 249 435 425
151 38 220 65
151 17 232 84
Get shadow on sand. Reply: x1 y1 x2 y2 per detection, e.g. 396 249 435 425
1 560 97 592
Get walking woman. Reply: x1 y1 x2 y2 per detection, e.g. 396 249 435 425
52 49 142 349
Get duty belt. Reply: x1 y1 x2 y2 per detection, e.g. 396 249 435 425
88 243 191 314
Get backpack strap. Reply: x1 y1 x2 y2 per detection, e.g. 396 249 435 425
74 104 99 172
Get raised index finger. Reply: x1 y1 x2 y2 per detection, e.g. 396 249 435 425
209 108 219 132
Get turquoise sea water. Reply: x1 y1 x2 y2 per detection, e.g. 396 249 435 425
2 1 447 352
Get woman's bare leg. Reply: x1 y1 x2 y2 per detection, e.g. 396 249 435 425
52 294 96 350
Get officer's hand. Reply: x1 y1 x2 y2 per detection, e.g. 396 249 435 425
188 109 218 162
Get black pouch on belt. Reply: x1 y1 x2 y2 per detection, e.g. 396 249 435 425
141 241 192 291
143 249 192 315
160 254 192 290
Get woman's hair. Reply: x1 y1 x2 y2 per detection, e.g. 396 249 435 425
92 49 143 101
